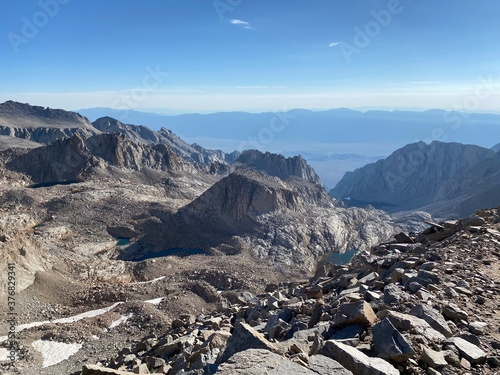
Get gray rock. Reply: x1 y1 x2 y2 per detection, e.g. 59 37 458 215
308 354 353 375
446 337 487 364
421 346 448 368
409 304 453 338
468 321 488 335
216 349 318 374
383 311 446 343
322 340 399 375
383 284 409 304
394 232 414 244
333 301 378 327
218 323 279 364
372 318 414 362
442 303 468 321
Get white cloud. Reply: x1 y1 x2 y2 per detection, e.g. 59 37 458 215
329 41 340 47
229 19 252 29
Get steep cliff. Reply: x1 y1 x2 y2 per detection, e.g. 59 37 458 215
235 150 323 186
2 133 194 183
330 141 496 216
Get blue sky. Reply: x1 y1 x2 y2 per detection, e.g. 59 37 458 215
1 0 500 113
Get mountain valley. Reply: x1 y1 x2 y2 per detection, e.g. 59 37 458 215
0 101 498 374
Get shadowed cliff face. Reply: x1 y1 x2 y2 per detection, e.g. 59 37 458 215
1 133 195 183
120 169 400 272
330 141 498 216
235 150 323 186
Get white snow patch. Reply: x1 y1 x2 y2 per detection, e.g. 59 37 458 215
0 302 123 344
145 297 164 305
32 340 82 368
130 276 166 285
53 302 123 324
109 313 135 329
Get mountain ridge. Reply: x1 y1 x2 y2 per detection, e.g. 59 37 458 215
330 141 499 217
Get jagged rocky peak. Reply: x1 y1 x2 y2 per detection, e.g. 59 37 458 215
235 149 323 186
92 116 162 144
2 132 193 183
183 169 303 222
92 117 238 166
330 141 496 214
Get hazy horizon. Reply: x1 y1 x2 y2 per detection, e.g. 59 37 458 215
2 1 500 113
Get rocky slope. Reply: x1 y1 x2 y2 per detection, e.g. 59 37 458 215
330 141 498 217
1 133 196 183
92 117 239 166
234 150 323 186
118 168 403 272
49 208 500 375
0 101 98 144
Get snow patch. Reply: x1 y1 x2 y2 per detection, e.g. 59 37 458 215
31 340 82 368
145 297 164 305
109 313 135 329
53 302 122 324
130 276 166 285
0 302 123 344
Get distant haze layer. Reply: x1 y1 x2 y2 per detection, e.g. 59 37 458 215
78 107 500 188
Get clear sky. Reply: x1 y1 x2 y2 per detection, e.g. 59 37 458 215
1 0 500 113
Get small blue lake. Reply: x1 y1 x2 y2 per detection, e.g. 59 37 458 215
134 248 206 262
116 237 131 246
328 248 358 265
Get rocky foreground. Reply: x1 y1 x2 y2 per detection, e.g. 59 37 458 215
76 209 500 375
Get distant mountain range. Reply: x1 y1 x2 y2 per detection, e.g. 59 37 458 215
77 106 500 188
330 141 500 217
2 100 500 219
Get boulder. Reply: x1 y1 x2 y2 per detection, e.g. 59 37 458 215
383 284 409 304
216 349 318 374
421 346 448 368
383 311 446 343
446 337 487 364
409 304 453 338
218 323 279 363
333 301 377 327
321 340 399 375
308 354 353 375
372 318 414 362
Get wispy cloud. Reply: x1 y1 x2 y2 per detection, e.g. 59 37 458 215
229 19 252 29
328 41 340 47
